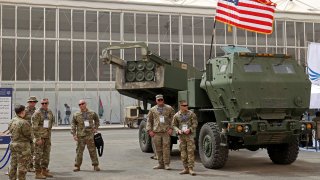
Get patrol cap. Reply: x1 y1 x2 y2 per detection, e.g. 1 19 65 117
27 96 38 103
155 94 163 100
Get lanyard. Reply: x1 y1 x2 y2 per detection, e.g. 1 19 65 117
157 106 164 115
181 112 189 121
42 110 48 119
82 112 88 120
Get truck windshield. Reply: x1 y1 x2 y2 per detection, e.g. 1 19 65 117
272 64 295 74
244 64 262 72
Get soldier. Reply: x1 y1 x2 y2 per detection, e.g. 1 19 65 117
8 104 33 180
146 94 175 170
25 96 38 172
313 111 320 142
71 99 100 172
32 98 54 179
172 100 198 176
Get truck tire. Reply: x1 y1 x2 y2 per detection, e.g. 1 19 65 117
139 120 153 153
198 122 229 169
267 138 299 164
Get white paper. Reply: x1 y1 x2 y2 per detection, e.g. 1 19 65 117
182 124 188 132
84 121 90 127
43 119 49 128
159 116 165 123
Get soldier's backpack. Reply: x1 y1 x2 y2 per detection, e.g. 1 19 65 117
94 133 104 157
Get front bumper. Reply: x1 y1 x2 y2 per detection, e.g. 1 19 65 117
223 120 314 145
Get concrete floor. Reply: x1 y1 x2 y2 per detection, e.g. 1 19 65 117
0 129 320 180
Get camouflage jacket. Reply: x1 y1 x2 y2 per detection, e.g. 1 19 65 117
32 108 54 140
71 109 100 137
172 110 198 138
9 116 32 143
146 104 175 133
25 105 36 125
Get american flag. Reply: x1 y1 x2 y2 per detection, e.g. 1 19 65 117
215 0 277 34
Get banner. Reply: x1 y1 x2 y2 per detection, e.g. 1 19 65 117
307 42 320 86
0 88 13 132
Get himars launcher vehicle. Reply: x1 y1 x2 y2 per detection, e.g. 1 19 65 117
100 42 314 169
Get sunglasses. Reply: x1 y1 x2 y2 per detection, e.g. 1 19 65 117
180 104 188 107
157 99 164 101
79 103 85 106
41 102 48 105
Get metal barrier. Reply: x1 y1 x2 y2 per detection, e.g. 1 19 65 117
0 133 11 170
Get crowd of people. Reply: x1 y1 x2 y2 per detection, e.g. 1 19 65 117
8 94 198 179
8 96 101 180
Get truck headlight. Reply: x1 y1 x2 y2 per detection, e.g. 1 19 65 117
301 124 306 131
244 125 250 133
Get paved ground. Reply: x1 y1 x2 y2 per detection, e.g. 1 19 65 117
1 129 320 180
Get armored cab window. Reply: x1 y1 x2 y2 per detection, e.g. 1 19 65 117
244 64 262 72
272 64 295 74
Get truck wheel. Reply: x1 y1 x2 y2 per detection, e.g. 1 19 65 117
139 120 153 152
267 138 299 164
198 122 229 169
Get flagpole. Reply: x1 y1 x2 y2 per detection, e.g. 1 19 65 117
209 18 216 60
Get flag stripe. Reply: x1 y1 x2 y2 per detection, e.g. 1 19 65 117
216 16 271 34
216 13 272 30
238 1 275 13
216 8 273 26
216 0 276 34
218 2 274 20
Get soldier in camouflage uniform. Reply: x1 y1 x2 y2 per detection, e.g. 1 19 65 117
71 99 100 172
32 98 54 179
172 100 198 176
146 94 175 170
8 104 32 180
25 96 38 172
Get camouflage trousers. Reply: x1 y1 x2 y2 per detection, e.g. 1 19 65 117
75 134 99 167
29 141 34 169
153 132 171 166
34 138 51 170
9 142 31 180
179 135 196 168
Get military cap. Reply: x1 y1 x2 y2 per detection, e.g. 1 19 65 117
155 94 164 100
27 96 38 102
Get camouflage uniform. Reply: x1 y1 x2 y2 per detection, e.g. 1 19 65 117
172 110 198 169
146 104 175 166
25 105 36 170
71 109 100 167
8 116 32 180
32 108 54 171
313 117 320 140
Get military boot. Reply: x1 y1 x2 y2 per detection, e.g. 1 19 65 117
189 168 196 176
42 168 53 177
73 166 80 172
35 170 46 179
179 168 189 175
94 166 100 171
153 164 164 169
164 164 171 170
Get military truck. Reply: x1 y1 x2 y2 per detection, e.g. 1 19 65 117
101 42 314 169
